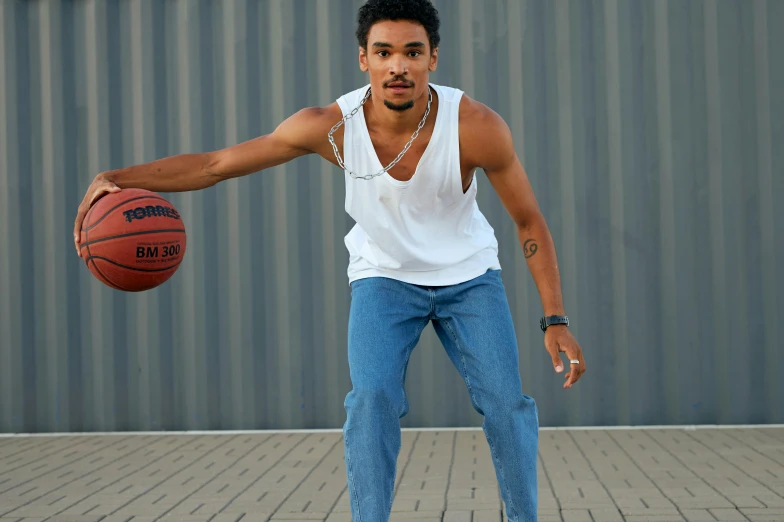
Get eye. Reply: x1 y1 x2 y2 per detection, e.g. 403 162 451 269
408 51 422 57
377 50 389 57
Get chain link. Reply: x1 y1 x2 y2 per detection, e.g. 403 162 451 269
328 86 432 180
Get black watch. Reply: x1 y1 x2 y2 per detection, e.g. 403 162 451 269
540 315 569 332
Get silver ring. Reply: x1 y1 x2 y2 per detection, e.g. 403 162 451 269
569 359 580 364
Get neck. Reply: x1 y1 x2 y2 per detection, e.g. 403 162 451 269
365 85 432 135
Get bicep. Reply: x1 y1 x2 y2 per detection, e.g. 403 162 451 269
466 105 541 228
206 106 329 180
484 154 541 229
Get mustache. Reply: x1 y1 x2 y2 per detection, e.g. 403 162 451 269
383 77 414 88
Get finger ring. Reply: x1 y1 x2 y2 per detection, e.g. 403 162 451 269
569 359 580 364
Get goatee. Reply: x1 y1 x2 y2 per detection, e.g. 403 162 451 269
383 99 415 111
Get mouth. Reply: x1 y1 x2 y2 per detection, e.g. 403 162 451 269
385 82 413 94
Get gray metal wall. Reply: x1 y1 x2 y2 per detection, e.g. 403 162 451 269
0 0 782 433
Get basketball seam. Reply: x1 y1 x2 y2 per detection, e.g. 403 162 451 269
89 259 128 291
85 255 183 273
83 194 173 231
79 229 186 249
85 219 129 291
84 201 97 234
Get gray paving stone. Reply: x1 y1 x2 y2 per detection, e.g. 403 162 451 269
626 515 686 522
669 496 736 509
23 515 103 522
324 514 352 522
707 509 748 521
272 518 330 522
442 510 471 522
231 514 273 522
726 496 768 508
588 508 624 521
561 509 592 521
269 513 329 520
385 512 444 520
154 515 211 522
471 510 502 522
0 428 781 522
388 518 440 522
101 515 154 522
739 510 784 521
739 508 784 516
680 509 718 521
557 499 618 510
446 500 502 511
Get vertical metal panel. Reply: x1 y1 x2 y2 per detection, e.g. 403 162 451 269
753 0 776 425
0 0 22 432
604 0 630 427
0 0 782 432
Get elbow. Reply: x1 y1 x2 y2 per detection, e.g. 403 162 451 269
515 211 545 232
202 152 224 187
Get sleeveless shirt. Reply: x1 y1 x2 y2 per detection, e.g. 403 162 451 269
336 83 501 286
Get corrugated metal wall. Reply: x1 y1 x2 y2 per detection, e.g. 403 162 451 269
0 0 782 433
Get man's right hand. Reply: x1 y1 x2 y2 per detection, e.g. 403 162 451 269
73 174 121 257
71 102 343 258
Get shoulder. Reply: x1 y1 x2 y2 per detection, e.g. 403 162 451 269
279 83 369 147
278 83 368 139
285 103 342 128
273 102 343 152
457 95 515 171
458 95 511 138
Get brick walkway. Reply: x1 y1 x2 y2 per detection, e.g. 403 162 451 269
0 427 782 522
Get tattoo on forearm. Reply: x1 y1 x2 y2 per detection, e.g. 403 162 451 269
523 238 538 258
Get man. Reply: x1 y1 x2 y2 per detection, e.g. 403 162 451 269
73 1 585 520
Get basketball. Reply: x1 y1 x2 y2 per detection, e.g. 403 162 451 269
79 188 186 292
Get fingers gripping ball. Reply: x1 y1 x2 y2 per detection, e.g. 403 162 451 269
79 189 186 291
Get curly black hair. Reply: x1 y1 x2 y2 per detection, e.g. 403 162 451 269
356 0 441 52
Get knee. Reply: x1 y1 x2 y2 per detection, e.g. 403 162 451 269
482 392 537 419
345 385 408 418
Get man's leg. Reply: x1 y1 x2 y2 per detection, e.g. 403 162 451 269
343 276 431 522
431 269 539 522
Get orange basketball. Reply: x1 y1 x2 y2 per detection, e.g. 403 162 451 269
79 188 186 292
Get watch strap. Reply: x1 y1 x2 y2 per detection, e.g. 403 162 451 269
540 315 569 332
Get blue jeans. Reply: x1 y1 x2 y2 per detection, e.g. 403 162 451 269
342 269 539 522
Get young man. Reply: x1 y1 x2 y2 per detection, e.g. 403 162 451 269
73 1 585 520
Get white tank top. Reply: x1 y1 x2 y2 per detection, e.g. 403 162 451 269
336 83 501 286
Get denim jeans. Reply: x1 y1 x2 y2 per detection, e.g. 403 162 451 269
342 269 539 522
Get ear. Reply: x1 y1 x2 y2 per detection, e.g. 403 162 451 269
359 46 369 72
429 47 439 72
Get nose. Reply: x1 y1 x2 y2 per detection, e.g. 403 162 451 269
388 55 407 76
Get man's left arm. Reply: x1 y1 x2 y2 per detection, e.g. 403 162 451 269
460 98 586 389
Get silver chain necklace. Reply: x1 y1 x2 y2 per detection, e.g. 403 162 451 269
327 86 432 180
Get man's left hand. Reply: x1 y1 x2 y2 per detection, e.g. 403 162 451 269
544 326 586 389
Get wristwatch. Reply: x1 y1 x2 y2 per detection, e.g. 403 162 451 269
540 315 569 332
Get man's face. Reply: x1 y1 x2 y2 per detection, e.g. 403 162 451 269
359 20 438 112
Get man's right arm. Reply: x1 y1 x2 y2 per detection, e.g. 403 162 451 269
73 104 340 255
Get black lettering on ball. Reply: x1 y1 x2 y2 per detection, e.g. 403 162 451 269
123 205 181 222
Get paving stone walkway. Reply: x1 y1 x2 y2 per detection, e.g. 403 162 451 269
0 427 782 522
